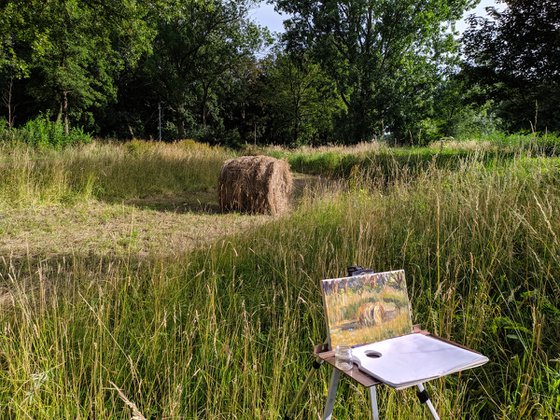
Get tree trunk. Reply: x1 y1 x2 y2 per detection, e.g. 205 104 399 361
177 117 186 138
201 83 209 128
6 78 14 128
63 91 69 135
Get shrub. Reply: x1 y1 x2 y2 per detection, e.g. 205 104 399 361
125 139 153 156
5 114 92 148
177 139 216 154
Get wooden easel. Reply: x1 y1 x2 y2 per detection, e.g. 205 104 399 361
285 267 486 419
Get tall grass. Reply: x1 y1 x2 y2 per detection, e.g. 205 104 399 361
267 144 518 180
0 140 234 207
265 133 560 179
1 155 559 417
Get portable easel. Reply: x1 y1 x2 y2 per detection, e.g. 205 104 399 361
285 267 487 419
284 327 440 420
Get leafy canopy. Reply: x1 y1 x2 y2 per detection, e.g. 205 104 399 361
277 0 476 143
1 0 155 131
462 0 560 132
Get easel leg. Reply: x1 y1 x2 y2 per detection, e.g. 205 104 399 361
369 385 379 420
322 369 341 420
416 383 440 420
284 359 323 419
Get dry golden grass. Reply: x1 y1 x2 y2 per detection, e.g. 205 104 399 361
0 200 270 259
428 138 496 151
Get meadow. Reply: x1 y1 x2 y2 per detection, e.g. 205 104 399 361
0 138 559 418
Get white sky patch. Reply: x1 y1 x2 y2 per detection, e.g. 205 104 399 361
457 0 506 33
251 0 505 35
250 2 286 34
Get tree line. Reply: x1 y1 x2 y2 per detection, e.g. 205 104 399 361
1 0 558 146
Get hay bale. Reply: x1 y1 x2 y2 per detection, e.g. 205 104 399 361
219 155 293 215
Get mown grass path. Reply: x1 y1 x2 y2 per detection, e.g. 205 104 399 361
0 201 271 259
0 172 320 260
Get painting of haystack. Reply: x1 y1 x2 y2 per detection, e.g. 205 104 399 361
321 270 412 349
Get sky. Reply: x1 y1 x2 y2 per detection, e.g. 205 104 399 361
250 0 503 35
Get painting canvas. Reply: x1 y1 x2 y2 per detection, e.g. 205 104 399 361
321 270 412 349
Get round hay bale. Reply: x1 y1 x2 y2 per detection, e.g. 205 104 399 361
219 155 293 215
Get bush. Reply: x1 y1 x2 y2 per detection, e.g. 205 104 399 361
125 139 153 156
3 114 92 148
448 102 503 139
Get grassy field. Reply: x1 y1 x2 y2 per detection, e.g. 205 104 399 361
1 140 559 418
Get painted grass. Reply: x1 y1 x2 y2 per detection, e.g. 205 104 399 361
1 148 559 418
329 312 412 349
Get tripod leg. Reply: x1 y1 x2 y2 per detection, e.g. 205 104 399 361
369 385 379 420
284 359 323 419
322 369 341 420
416 383 440 420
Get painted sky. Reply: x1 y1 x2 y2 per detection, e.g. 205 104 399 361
251 0 503 35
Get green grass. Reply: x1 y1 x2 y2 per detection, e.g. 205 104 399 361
266 144 513 181
0 140 234 208
1 143 559 418
265 133 560 180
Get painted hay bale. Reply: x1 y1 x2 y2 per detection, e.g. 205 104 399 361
219 155 293 215
358 301 401 326
358 302 385 327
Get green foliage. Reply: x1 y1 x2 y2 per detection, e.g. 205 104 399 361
277 0 476 143
0 0 557 147
2 114 91 148
447 101 502 139
1 0 155 132
0 1 32 78
139 0 270 141
262 52 345 145
462 0 560 133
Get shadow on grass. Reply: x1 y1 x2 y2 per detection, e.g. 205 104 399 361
121 190 222 214
117 173 324 215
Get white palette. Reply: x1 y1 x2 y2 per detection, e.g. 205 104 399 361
352 333 489 389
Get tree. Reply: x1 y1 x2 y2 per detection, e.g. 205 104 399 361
0 0 154 133
0 1 33 127
262 51 345 145
276 0 475 143
462 0 560 132
140 0 269 141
